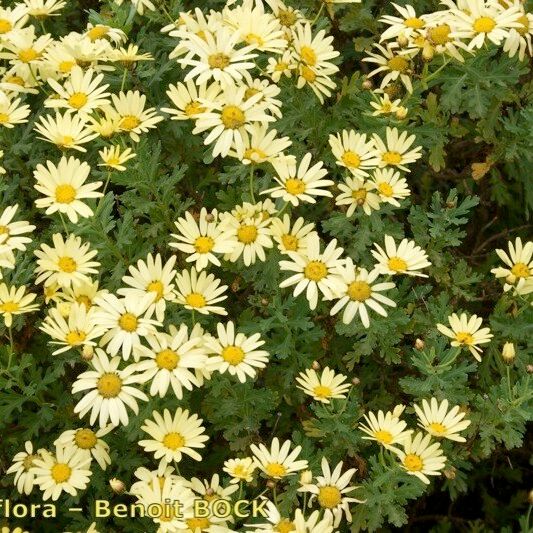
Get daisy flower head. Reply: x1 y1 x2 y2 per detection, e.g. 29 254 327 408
279 233 345 310
270 214 317 255
335 175 381 217
250 437 308 480
23 0 66 18
0 204 35 252
359 408 412 449
170 208 235 270
296 366 351 403
372 126 423 172
296 62 338 104
134 324 208 398
61 278 107 310
174 267 228 316
414 398 471 442
330 260 396 327
266 0 305 33
291 22 340 72
118 253 177 322
45 66 110 114
372 235 431 277
98 145 136 171
111 43 154 64
33 156 103 223
178 27 257 86
72 348 148 427
0 5 29 41
139 408 209 466
436 312 493 361
502 10 533 60
111 90 164 142
0 92 31 128
293 508 336 533
0 283 38 327
299 457 363 527
162 79 222 121
363 42 417 93
192 83 275 158
491 237 533 293
266 50 297 82
34 233 100 289
223 457 256 484
39 302 102 355
328 130 381 178
379 3 429 42
371 168 411 207
246 500 296 532
34 111 99 152
6 441 46 495
205 321 269 383
392 431 447 484
84 23 127 44
263 153 333 206
32 445 92 501
54 425 113 469
220 213 274 266
93 292 161 361
370 93 406 117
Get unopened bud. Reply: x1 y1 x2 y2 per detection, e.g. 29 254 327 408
397 34 409 47
352 377 360 386
299 470 313 484
395 106 408 119
501 342 516 365
205 213 215 222
311 360 321 371
109 478 126 494
81 345 94 361
57 302 72 318
526 364 533 374
261 298 269 306
528 489 533 505
443 467 456 480
422 43 435 61
266 479 277 488
362 79 373 90
414 338 425 350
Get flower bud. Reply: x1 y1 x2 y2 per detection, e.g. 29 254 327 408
414 338 425 350
205 213 215 222
299 470 313 484
501 342 516 365
352 377 360 386
443 467 456 480
527 364 533 374
528 489 533 505
109 478 126 494
397 34 409 47
261 298 269 306
362 79 373 90
311 360 321 371
422 43 435 61
395 106 408 119
81 345 94 361
266 479 277 488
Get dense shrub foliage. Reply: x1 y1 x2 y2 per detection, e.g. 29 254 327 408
0 0 532 532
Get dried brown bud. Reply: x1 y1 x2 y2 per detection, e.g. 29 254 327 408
362 79 373 90
261 298 269 306
443 467 456 480
414 338 425 350
311 360 321 371
266 479 277 488
205 213 215 222
528 489 533 505
352 377 361 386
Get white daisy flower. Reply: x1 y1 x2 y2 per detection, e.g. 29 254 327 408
270 214 317 255
250 438 308 479
372 127 423 172
335 175 381 217
296 367 351 403
372 235 431 277
6 441 46 495
328 130 381 178
414 398 471 442
371 168 411 207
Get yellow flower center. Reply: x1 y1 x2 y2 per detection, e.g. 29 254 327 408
74 428 97 449
318 485 342 508
378 182 394 197
66 330 87 346
59 60 76 73
0 19 13 33
351 188 367 205
403 453 423 471
185 292 207 308
300 45 317 66
428 24 451 45
511 262 530 278
275 519 296 533
18 48 39 63
233 464 247 477
313 385 332 399
23 454 38 471
194 236 215 254
0 301 19 312
51 463 72 483
428 422 447 434
278 9 297 27
304 260 327 281
87 26 109 41
120 115 140 131
208 53 230 69
285 178 306 195
244 87 260 100
186 518 211 530
58 256 77 273
156 349 180 370
388 256 407 272
341 150 361 168
59 135 74 147
55 184 76 203
275 61 288 72
517 14 529 35
184 100 205 117
265 462 287 478
404 17 425 29
387 56 409 72
76 295 92 309
347 280 372 301
221 345 245 365
5 75 24 86
162 431 185 450
473 16 496 33
245 33 264 46
374 430 393 444
97 373 122 398
237 224 258 244
147 280 164 301
300 65 316 82
0 225 9 235
0 113 10 123
221 105 245 129
244 147 267 162
106 157 121 166
281 234 299 251
68 92 88 109
118 312 138 332
455 332 474 345
382 151 403 165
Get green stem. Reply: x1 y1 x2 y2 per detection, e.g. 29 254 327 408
311 3 325 25
423 57 450 86
506 366 513 400
525 504 532 531
272 484 278 506
249 166 256 203
95 171 112 217
277 202 290 217
191 309 196 328
120 68 128 92
238 481 243 501
59 212 69 235
7 327 14 369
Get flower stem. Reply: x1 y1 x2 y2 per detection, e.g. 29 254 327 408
506 366 513 400
249 166 256 203
59 212 69 235
311 3 325 25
